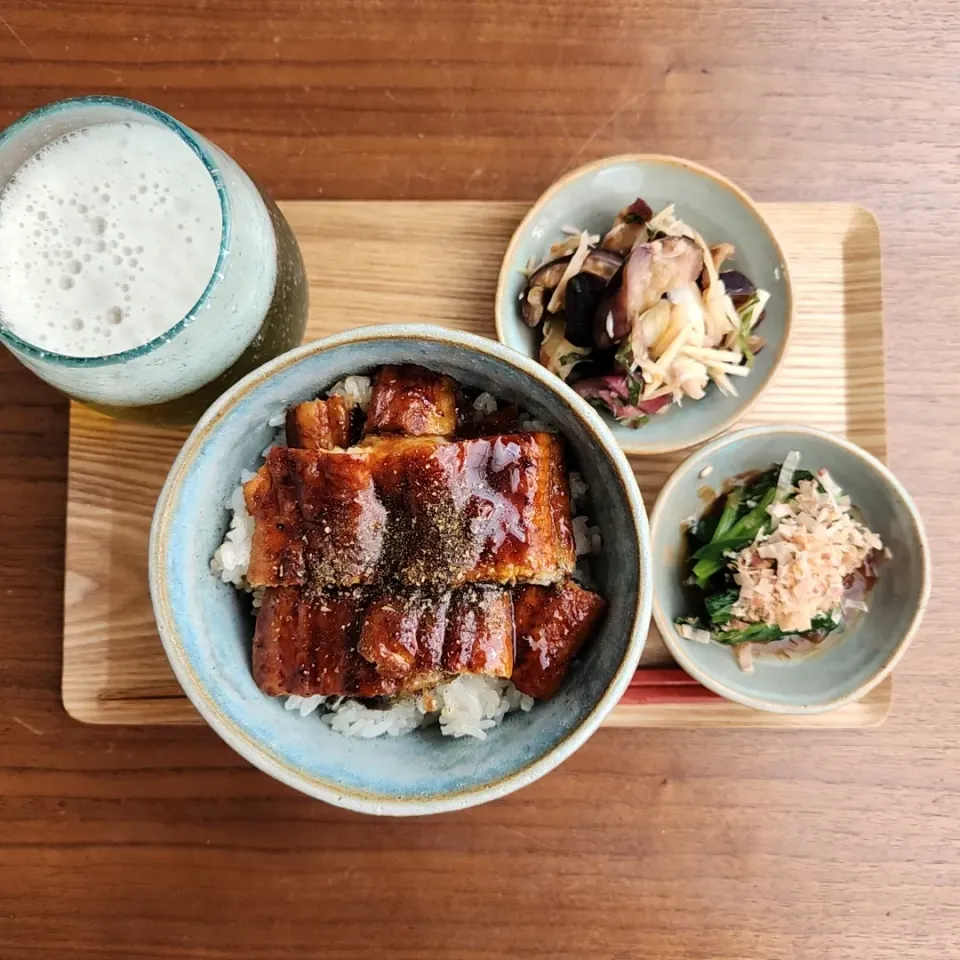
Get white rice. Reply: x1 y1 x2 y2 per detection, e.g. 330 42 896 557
210 377 589 741
210 483 256 588
518 412 554 433
472 391 499 418
284 694 326 717
328 374 372 411
568 470 588 506
571 515 602 557
324 696 424 738
435 675 533 739
317 675 534 740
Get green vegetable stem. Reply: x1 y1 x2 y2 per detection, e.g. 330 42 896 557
713 613 839 646
692 486 777 586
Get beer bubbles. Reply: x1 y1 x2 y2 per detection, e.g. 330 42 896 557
0 122 222 356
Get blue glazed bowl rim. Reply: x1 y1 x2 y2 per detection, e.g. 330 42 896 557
493 153 795 455
649 423 930 714
149 323 653 815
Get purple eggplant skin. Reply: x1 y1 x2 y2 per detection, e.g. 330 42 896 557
600 198 654 255
526 249 622 294
521 258 569 327
719 269 756 306
594 237 703 348
564 273 607 347
521 285 547 327
580 248 623 281
528 258 571 290
565 347 617 384
592 262 631 349
521 249 624 328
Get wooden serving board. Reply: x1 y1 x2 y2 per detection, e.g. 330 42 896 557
62 200 890 728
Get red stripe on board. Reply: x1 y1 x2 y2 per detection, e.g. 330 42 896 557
619 667 721 704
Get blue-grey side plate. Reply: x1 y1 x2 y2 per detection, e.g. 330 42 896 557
495 154 793 455
650 425 929 713
149 325 652 815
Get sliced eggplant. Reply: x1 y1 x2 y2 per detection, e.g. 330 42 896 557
539 318 589 381
580 248 623 281
719 269 756 306
593 237 703 349
521 284 548 327
601 198 654 255
564 273 607 347
566 347 616 384
521 259 571 327
521 250 623 328
528 258 571 290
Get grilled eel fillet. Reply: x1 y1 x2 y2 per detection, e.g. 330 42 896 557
243 433 575 590
363 364 458 438
249 366 602 701
511 581 608 699
284 396 351 450
254 584 514 697
253 578 606 700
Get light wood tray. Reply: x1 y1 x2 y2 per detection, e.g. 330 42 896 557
62 200 890 728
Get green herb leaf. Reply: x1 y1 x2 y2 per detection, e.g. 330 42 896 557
704 588 739 626
735 294 759 367
691 486 777 584
691 511 720 546
713 488 743 541
713 623 783 645
740 467 778 504
691 535 753 564
713 612 841 646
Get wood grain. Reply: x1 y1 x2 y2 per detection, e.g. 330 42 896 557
61 200 891 729
1 2 959 958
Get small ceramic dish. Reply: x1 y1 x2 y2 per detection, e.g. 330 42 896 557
149 324 652 815
650 425 929 713
495 154 793 455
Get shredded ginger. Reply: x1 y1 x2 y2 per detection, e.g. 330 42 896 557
625 206 766 407
729 474 883 633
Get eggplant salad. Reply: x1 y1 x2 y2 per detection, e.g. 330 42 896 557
520 199 771 427
676 453 887 673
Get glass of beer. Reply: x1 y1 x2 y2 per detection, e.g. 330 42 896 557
0 96 309 425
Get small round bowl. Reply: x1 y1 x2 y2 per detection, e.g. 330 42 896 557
650 425 929 713
495 154 794 455
150 324 652 815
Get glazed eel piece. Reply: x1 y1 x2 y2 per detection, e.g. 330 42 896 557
249 365 603 702
510 580 608 699
253 577 606 701
243 432 575 590
362 364 459 438
253 583 514 697
284 395 351 450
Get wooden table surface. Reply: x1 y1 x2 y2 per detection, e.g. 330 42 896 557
0 2 957 957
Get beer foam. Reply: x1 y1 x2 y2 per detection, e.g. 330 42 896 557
0 121 223 357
